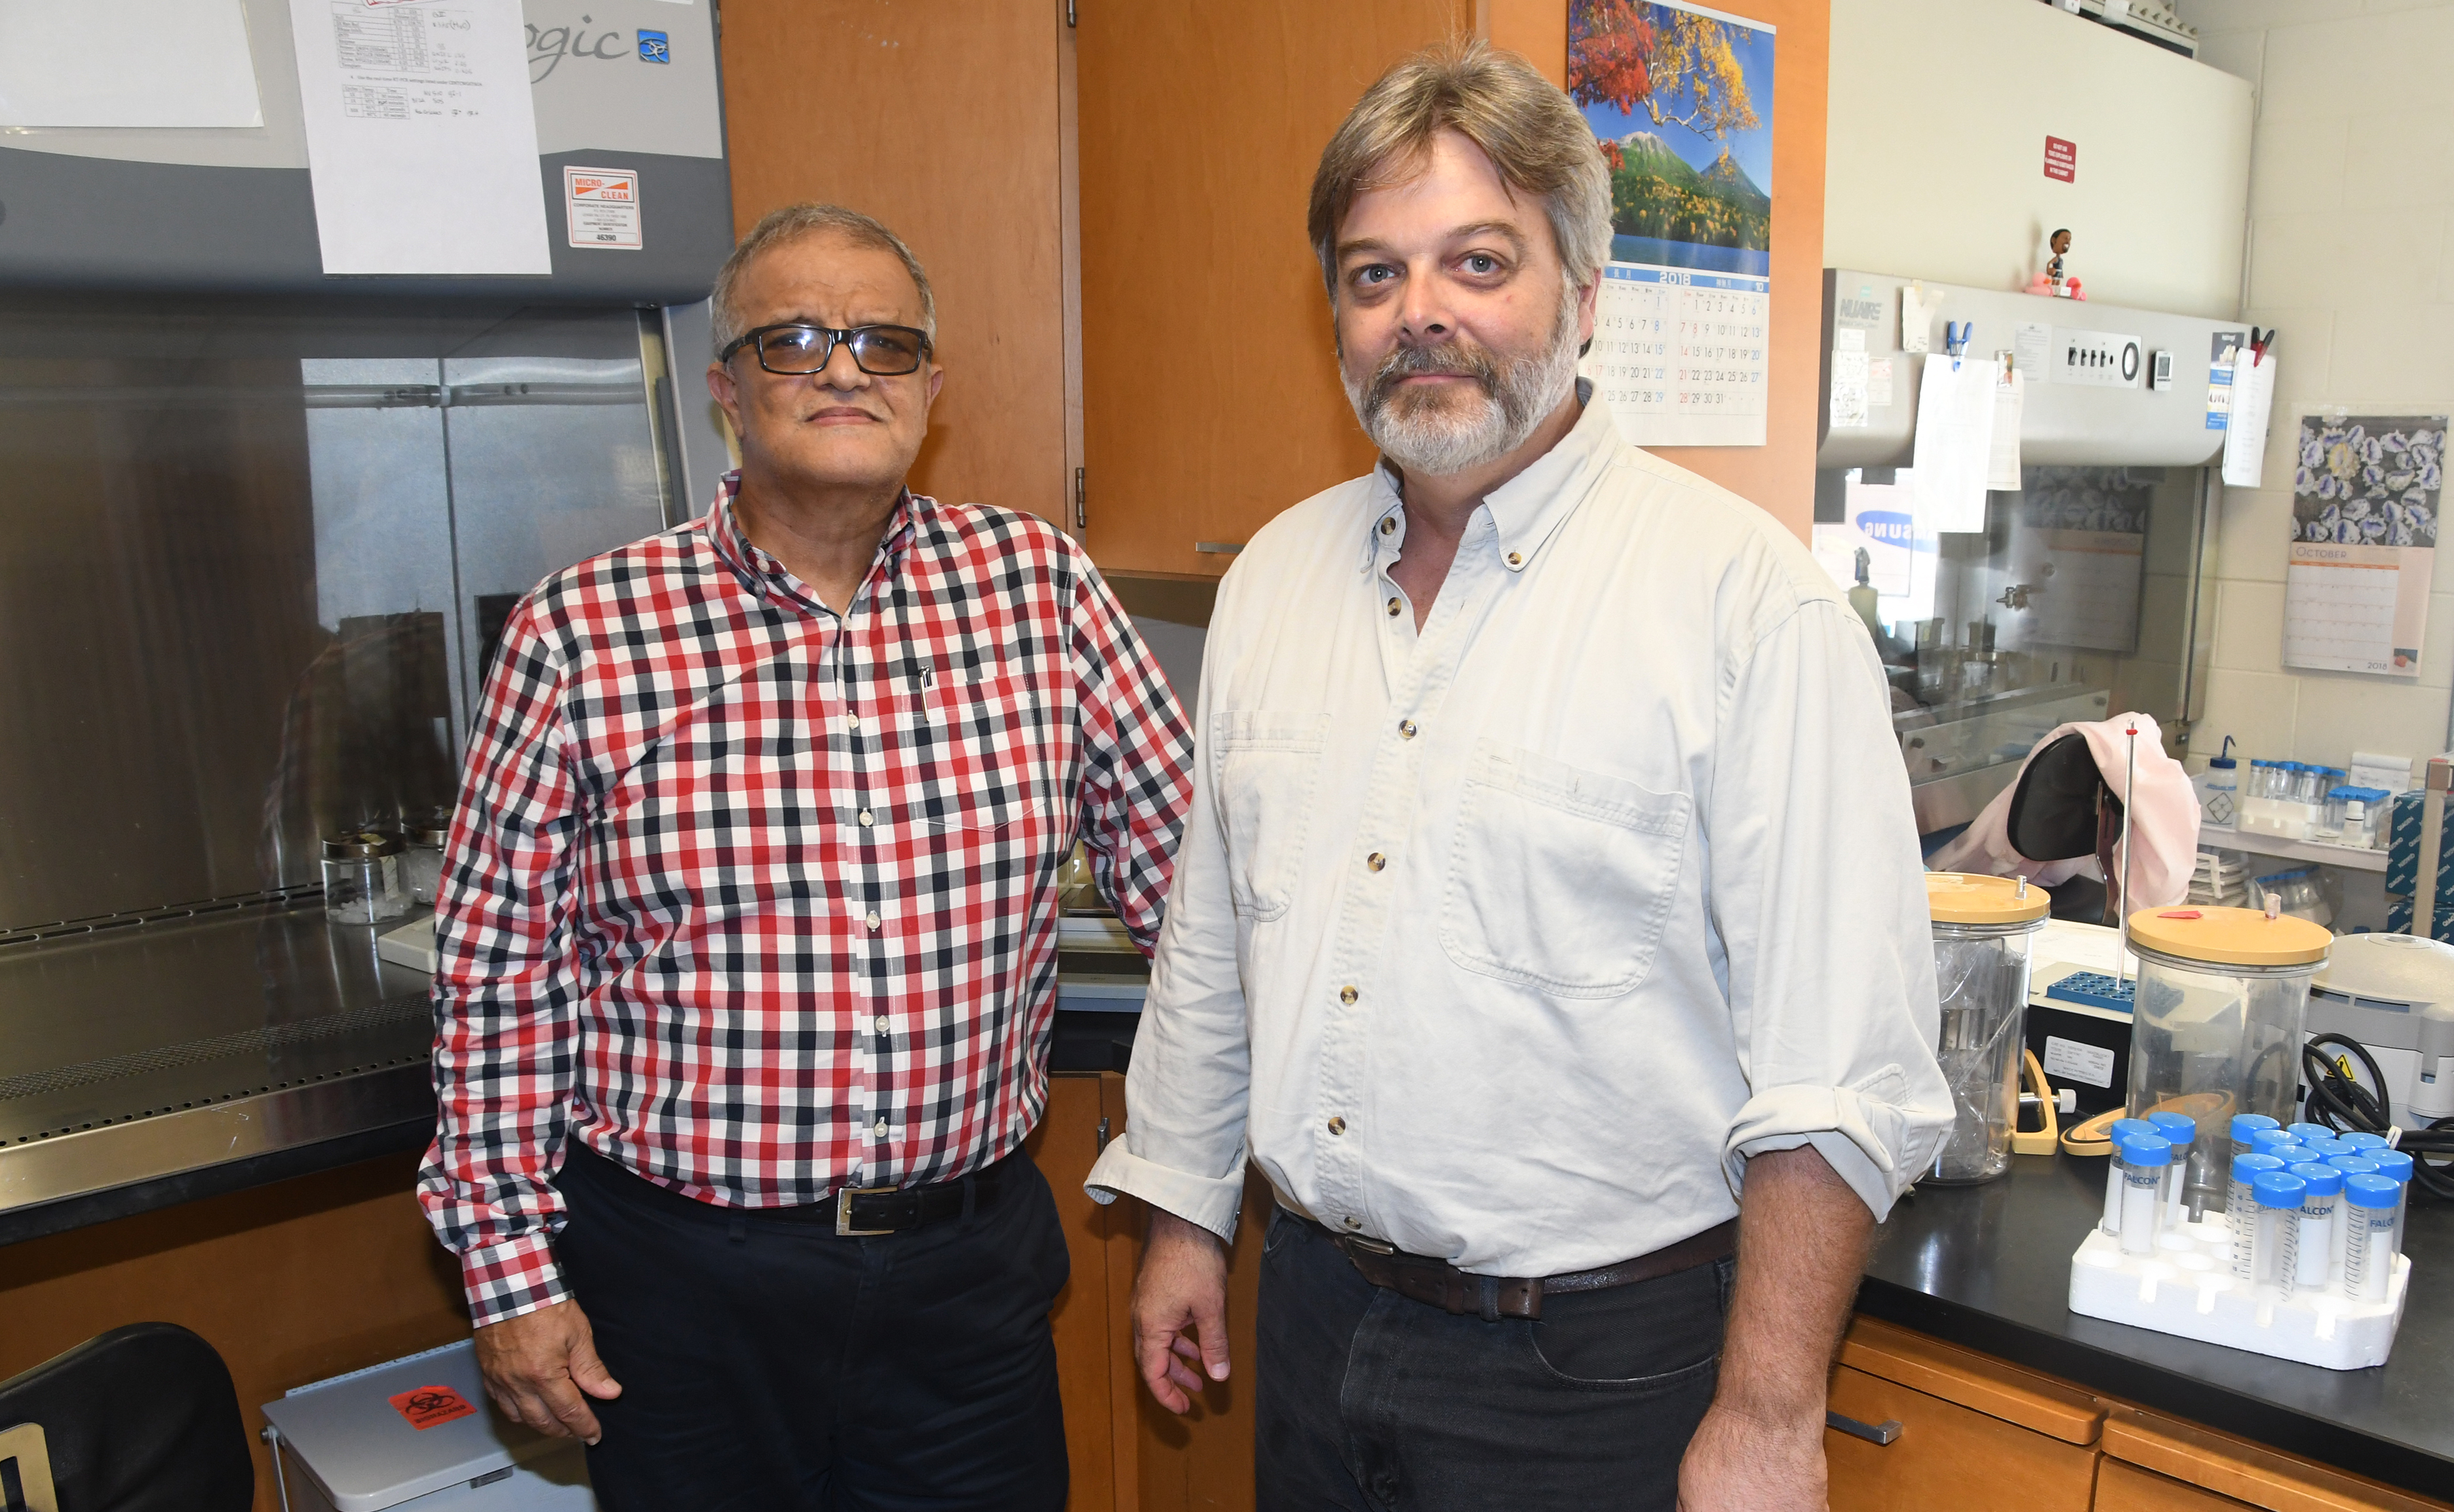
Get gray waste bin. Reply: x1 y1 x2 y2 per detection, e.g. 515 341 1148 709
260 1340 596 1512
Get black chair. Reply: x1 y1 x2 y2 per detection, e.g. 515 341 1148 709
0 1324 252 1512
2005 730 2122 923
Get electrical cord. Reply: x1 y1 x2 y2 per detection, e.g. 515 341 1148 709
2300 1032 2454 1202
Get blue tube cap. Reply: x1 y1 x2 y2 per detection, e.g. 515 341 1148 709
2287 1122 2332 1144
2342 1131 2390 1153
2111 1117 2156 1144
2288 1161 2343 1197
2230 1152 2286 1184
2250 1128 2298 1156
2327 1155 2381 1179
2148 1111 2198 1147
2264 1142 2312 1168
2230 1114 2281 1143
2303 1136 2352 1160
2369 1149 2414 1185
2253 1170 2309 1209
2120 1133 2173 1168
2345 1173 2402 1211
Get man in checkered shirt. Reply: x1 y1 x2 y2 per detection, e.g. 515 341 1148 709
416 203 1194 1510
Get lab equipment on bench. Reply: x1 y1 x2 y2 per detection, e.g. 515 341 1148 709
2123 904 2332 1216
2099 1117 2156 1235
1924 872 2050 1184
259 1340 596 1511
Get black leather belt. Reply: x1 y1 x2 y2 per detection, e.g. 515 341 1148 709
1300 1211 1737 1321
570 1143 1011 1236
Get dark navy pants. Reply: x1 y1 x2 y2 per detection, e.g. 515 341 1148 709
1255 1206 1731 1511
555 1145 1070 1512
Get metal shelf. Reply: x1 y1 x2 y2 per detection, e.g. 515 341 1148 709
2198 824 2388 874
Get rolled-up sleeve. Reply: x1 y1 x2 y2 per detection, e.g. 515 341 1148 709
1709 598 1952 1219
1083 606 1255 1242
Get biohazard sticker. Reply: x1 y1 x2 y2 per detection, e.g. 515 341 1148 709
389 1385 478 1431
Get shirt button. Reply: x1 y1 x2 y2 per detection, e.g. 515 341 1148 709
1338 985 1358 1005
865 910 882 930
857 809 874 826
1344 1216 1363 1230
847 714 863 729
1398 720 1417 739
1327 1117 1347 1136
1367 853 1386 872
1506 551 1524 567
874 1015 889 1034
1380 516 1396 535
872 1118 887 1138
1386 596 1401 617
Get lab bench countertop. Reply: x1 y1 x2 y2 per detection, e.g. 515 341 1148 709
1861 1149 2454 1500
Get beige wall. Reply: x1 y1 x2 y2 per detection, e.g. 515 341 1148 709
2179 0 2454 769
1825 0 2251 320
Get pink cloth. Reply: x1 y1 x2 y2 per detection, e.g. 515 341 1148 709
1928 712 2199 908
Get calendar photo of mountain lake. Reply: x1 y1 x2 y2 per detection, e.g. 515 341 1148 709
1570 0 1775 276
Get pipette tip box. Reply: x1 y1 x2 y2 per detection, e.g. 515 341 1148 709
2067 1218 2410 1370
2043 969 2136 1015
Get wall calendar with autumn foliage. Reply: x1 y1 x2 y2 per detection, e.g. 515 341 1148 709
1569 0 1774 447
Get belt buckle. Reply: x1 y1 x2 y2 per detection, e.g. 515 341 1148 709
835 1184 897 1237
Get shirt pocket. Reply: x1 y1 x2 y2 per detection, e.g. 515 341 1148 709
910 667 1051 833
1212 709 1330 922
1438 740 1691 999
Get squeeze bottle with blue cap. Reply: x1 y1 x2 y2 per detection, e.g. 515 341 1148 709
2369 1148 2415 1255
2286 1162 2341 1290
2251 1170 2307 1297
2147 1111 2199 1221
2102 1118 2156 1235
2229 1114 2280 1171
2120 1134 2172 1256
2228 1153 2284 1278
2343 1175 2400 1302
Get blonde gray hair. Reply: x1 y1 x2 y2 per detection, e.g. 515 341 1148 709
1307 40 1612 302
709 203 937 355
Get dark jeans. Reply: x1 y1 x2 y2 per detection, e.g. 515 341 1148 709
1255 1207 1732 1512
555 1145 1070 1512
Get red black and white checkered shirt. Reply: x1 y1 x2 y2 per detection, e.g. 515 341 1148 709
416 476 1193 1327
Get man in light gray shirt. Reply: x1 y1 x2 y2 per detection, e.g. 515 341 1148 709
1085 41 1953 1512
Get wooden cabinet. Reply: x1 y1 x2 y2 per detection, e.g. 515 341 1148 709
1824 1317 2105 1512
2095 1406 2451 1512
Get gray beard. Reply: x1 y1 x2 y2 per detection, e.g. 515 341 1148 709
1344 299 1582 479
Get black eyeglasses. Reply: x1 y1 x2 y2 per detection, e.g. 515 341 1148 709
719 322 933 377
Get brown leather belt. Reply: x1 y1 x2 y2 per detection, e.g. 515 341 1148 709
1302 1212 1738 1321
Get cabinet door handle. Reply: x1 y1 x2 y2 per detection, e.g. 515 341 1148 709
1825 1410 1902 1446
1096 1116 1112 1153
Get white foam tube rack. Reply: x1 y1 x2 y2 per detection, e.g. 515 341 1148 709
2069 1217 2411 1370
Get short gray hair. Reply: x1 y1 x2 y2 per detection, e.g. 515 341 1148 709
1308 40 1612 301
708 203 937 356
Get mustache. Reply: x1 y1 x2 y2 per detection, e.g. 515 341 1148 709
1365 341 1502 411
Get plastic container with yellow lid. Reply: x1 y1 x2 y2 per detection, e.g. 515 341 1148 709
2124 904 2333 1216
1925 872 2050 1184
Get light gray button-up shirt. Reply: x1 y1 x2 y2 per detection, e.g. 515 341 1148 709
1086 393 1953 1276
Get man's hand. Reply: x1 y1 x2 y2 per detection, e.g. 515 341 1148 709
1132 1207 1232 1413
474 1298 623 1445
1677 1144 1873 1512
1678 1402 1827 1511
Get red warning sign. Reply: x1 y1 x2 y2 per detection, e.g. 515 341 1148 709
2044 135 2077 184
389 1386 478 1431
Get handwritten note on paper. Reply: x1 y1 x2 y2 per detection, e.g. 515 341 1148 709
2282 414 2444 676
1987 370 2025 492
288 0 550 275
2223 353 2276 488
1911 355 1995 533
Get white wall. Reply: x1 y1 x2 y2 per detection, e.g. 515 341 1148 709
2179 0 2454 771
1825 0 2251 319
